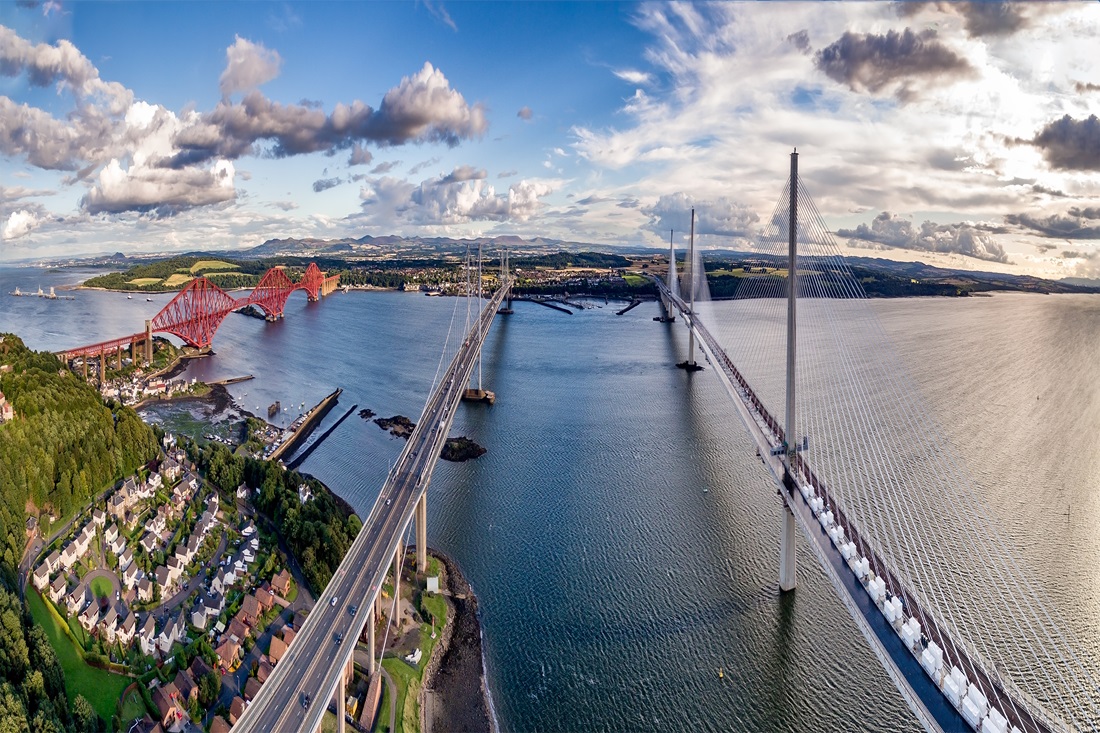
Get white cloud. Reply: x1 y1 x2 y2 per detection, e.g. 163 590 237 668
83 158 236 215
614 69 652 85
219 36 283 98
2 209 42 240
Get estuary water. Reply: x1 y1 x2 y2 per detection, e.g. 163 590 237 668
2 265 1098 732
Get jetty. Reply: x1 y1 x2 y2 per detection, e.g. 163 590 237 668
269 388 343 463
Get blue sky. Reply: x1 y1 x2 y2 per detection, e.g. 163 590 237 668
2 2 1099 279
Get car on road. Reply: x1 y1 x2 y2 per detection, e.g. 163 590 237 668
331 596 338 606
301 692 310 708
334 632 343 646
349 605 357 616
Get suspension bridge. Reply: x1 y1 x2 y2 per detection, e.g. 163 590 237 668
59 262 340 370
651 151 1097 733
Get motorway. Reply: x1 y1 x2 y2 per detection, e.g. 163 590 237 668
233 278 512 733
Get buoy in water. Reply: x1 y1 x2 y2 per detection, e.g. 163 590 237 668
718 667 724 679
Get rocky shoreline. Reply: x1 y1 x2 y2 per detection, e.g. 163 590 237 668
423 550 494 733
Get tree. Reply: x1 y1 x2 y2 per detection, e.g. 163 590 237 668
198 671 220 707
71 696 100 733
0 682 28 733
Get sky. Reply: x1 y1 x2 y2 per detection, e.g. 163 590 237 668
1 1 1099 279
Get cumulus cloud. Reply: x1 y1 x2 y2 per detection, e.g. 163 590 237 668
614 69 652 85
219 36 282 98
815 28 973 99
1004 209 1100 240
83 158 236 216
644 193 759 238
312 177 341 193
838 211 1009 263
348 143 373 166
371 161 401 175
786 30 811 54
167 62 486 166
0 25 131 110
2 209 42 240
1030 115 1100 171
360 172 555 226
517 106 533 120
439 165 487 184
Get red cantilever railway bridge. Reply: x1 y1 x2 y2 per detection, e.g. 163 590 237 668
61 262 339 363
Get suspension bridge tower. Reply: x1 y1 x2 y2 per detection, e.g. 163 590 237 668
779 148 799 592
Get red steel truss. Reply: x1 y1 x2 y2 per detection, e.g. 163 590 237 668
61 263 340 356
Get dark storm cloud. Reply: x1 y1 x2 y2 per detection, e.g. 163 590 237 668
786 30 811 54
838 211 1009 263
898 2 1035 37
1004 210 1100 240
815 28 973 99
1030 115 1100 171
1061 250 1097 260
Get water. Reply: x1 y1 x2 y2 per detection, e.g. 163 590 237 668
3 264 1098 731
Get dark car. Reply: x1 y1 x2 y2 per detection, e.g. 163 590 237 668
349 605 357 616
301 692 310 708
334 632 343 646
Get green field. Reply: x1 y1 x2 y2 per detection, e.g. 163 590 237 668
126 277 161 286
190 259 239 274
163 273 194 287
120 687 148 726
622 273 647 286
27 589 132 723
91 576 112 598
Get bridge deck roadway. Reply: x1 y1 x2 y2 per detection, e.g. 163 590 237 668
233 280 512 733
654 280 1057 733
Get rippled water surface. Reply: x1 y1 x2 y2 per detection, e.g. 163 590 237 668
3 265 1098 732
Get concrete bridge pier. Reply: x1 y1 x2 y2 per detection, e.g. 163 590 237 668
336 676 345 733
779 505 797 591
367 598 376 675
392 541 403 628
416 494 427 572
98 350 105 385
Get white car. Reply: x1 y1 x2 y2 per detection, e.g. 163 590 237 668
331 596 338 606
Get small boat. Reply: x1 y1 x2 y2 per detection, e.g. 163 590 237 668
718 667 724 679
146 297 152 302
127 295 133 299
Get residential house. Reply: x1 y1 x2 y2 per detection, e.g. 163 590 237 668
109 533 127 556
215 638 240 673
43 550 61 574
161 457 181 484
210 568 227 596
271 569 291 598
210 717 231 733
139 615 158 656
138 577 154 602
241 521 256 538
117 611 137 646
100 605 119 643
297 483 312 503
140 532 158 554
189 656 213 683
79 602 98 632
256 657 274 684
104 523 119 544
242 546 255 563
119 547 134 573
173 670 198 705
107 492 127 521
183 473 199 493
157 613 185 655
236 483 250 500
59 543 77 571
32 564 49 591
166 555 184 582
65 587 86 615
228 696 246 725
238 594 260 627
92 508 106 527
151 685 183 729
123 562 140 589
255 587 273 613
268 635 288 664
190 604 208 630
243 677 261 701
48 575 66 603
147 471 162 492
145 513 165 537
227 618 249 644
281 627 296 647
155 566 172 597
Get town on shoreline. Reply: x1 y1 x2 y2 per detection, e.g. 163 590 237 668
1 332 492 733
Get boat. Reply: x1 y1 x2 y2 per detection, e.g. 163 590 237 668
146 297 152 302
127 295 132 299
718 667 724 679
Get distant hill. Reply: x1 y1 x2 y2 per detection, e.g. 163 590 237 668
1060 277 1100 288
241 234 621 258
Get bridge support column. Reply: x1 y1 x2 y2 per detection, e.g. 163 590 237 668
367 599 376 676
416 494 427 573
83 357 88 379
98 351 105 384
392 542 403 629
336 679 345 733
144 320 152 364
779 505 797 592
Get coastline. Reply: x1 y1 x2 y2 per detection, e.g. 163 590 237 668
422 549 495 733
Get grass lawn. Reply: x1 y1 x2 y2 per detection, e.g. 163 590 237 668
163 273 194 288
284 581 299 603
320 710 338 733
622 273 647 286
27 589 131 722
420 594 446 627
120 688 148 725
126 277 161 286
91 576 112 598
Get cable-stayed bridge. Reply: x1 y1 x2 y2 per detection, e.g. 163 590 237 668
653 151 1098 733
232 271 513 733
